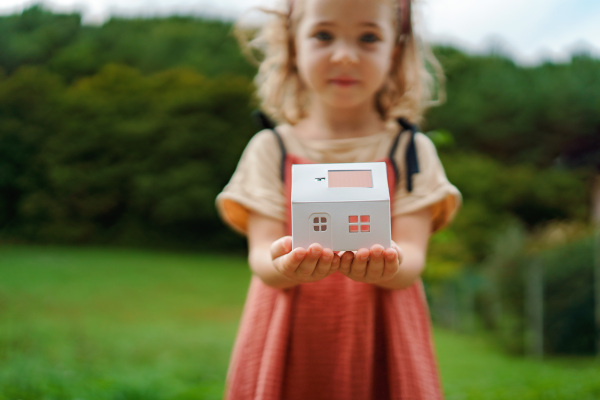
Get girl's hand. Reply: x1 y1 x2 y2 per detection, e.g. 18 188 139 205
270 236 340 283
338 242 403 285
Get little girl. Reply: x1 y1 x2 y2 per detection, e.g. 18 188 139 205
216 0 461 398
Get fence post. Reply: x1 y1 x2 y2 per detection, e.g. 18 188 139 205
526 257 544 359
592 174 600 357
595 227 600 357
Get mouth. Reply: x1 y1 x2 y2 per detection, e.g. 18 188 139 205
329 77 359 87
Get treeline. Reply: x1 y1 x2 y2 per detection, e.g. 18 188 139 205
0 6 258 249
0 64 256 250
0 5 255 81
1 5 599 354
429 46 600 168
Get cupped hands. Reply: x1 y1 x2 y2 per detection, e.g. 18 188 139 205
270 236 402 285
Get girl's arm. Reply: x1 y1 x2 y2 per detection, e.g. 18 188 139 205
338 206 432 290
247 212 341 289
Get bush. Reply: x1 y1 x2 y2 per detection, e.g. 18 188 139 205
0 64 255 250
480 223 597 355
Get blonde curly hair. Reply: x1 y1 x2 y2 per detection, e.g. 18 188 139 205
235 0 444 125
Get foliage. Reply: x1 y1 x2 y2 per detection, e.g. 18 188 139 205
0 5 256 82
0 64 255 249
478 223 597 355
425 150 589 278
427 47 600 170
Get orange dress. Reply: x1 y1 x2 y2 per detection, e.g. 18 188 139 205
217 123 461 400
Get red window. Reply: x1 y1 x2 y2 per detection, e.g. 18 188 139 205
349 215 371 233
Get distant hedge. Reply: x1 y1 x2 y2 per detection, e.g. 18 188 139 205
482 230 598 355
0 64 255 250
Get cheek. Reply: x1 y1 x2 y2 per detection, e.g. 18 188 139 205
370 51 395 82
297 46 326 83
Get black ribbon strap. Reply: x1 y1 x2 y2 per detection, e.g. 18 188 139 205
395 118 420 192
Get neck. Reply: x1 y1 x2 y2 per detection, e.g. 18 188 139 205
297 100 385 140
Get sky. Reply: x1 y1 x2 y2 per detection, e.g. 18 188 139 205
1 0 600 65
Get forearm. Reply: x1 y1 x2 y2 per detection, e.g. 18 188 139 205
248 244 299 289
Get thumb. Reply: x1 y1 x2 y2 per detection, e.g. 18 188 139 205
270 236 293 260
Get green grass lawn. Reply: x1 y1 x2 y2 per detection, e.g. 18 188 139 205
1 246 599 400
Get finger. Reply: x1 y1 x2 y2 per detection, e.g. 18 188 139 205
382 248 400 280
295 243 322 279
270 236 293 260
339 251 355 275
350 248 369 279
391 241 403 263
275 247 306 276
312 248 334 279
331 253 341 272
365 245 385 282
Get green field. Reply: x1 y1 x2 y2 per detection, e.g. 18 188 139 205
1 246 599 400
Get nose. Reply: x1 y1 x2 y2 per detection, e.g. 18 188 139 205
330 41 359 64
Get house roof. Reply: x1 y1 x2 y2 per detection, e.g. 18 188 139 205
291 162 390 203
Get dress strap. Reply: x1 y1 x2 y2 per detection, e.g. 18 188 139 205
251 111 420 192
392 118 420 192
252 109 276 130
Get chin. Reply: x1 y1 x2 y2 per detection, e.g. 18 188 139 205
325 96 372 110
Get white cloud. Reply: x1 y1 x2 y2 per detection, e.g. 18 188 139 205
420 0 600 64
1 0 599 64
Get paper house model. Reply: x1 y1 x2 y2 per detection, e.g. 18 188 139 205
291 162 391 251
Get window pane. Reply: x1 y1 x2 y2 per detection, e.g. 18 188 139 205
328 170 373 188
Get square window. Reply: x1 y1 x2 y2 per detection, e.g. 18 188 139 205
311 214 329 234
360 215 370 223
349 225 359 233
349 215 358 223
361 225 370 232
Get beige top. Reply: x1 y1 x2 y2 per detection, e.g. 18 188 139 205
216 122 461 234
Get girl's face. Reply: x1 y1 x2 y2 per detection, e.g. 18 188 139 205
294 0 397 112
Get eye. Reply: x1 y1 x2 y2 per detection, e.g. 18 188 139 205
313 30 334 42
360 32 381 43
